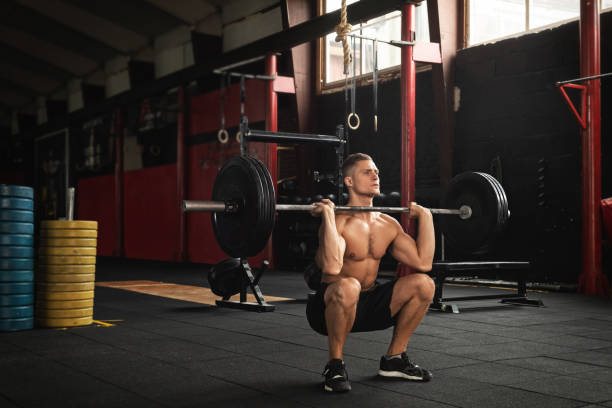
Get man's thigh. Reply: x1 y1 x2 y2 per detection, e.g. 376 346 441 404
351 279 397 333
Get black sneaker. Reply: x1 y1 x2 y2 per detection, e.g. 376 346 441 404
322 359 351 392
378 352 433 381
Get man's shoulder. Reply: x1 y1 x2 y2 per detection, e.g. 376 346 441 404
378 212 401 226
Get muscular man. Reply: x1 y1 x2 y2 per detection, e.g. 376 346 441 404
306 153 436 393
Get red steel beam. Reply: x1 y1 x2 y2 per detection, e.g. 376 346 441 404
177 86 187 262
397 3 417 277
578 0 608 296
265 54 278 269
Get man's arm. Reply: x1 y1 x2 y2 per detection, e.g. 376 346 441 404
312 200 346 275
389 204 435 272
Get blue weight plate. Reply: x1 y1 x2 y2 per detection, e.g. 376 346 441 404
0 234 34 246
0 258 34 270
0 210 34 223
0 222 34 235
0 185 34 199
0 282 34 294
0 305 33 319
0 317 33 331
0 246 34 258
0 198 33 211
0 294 33 306
0 270 34 282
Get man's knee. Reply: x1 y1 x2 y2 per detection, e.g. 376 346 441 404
398 273 435 302
324 278 361 308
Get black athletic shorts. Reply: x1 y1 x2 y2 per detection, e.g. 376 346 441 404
306 279 398 336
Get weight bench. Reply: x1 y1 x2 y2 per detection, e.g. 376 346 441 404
428 261 544 313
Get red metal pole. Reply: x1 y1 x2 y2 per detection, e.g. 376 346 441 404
177 86 187 262
265 54 278 269
397 3 417 277
114 108 124 257
578 0 607 296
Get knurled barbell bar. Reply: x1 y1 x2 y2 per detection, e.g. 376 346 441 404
183 201 473 218
182 156 510 258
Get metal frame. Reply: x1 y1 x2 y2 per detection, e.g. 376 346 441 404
428 261 544 314
215 259 275 312
34 128 70 220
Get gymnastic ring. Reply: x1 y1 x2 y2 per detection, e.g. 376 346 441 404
236 131 241 143
347 113 360 130
217 129 229 144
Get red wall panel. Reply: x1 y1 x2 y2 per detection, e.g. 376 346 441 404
76 174 116 256
123 164 179 261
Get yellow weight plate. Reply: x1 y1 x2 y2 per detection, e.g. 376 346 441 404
39 229 97 238
35 290 94 301
36 307 92 319
39 238 97 247
37 282 95 292
36 298 94 309
37 264 96 274
37 273 95 283
39 247 97 256
36 316 92 327
38 255 96 265
41 220 98 230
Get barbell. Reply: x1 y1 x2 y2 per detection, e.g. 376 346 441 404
182 156 510 258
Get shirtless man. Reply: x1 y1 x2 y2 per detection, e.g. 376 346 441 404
306 153 436 393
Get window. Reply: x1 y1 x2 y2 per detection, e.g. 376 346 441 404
321 0 429 87
468 0 611 46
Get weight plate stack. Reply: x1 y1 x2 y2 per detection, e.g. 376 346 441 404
0 184 34 332
36 220 98 328
440 172 503 255
212 156 273 257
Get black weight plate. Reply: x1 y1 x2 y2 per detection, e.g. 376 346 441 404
479 173 509 229
0 316 33 331
0 246 34 258
212 156 267 258
0 270 34 282
0 198 34 211
0 258 34 270
243 157 271 255
0 305 34 319
0 282 34 294
0 210 34 223
246 156 276 250
488 173 510 223
476 173 504 232
440 172 500 255
0 294 34 306
0 222 34 235
0 234 34 246
0 185 34 199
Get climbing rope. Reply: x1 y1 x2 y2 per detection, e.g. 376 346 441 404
334 0 352 75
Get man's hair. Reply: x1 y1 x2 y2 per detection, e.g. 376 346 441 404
342 153 373 178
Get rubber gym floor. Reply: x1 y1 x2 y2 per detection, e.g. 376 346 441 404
1 258 611 408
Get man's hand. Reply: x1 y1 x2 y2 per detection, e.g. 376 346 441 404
409 202 432 219
310 199 336 217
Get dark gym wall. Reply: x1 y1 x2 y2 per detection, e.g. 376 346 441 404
312 11 611 283
454 11 611 283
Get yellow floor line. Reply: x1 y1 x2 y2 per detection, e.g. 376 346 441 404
96 280 294 306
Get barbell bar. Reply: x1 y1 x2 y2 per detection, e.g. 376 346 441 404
182 201 473 219
181 156 509 258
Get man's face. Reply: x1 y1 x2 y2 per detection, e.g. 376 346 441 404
346 159 380 197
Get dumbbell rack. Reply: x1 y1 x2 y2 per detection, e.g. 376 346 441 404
216 258 275 312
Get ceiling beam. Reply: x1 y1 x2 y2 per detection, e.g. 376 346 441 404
3 0 120 62
27 0 421 135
